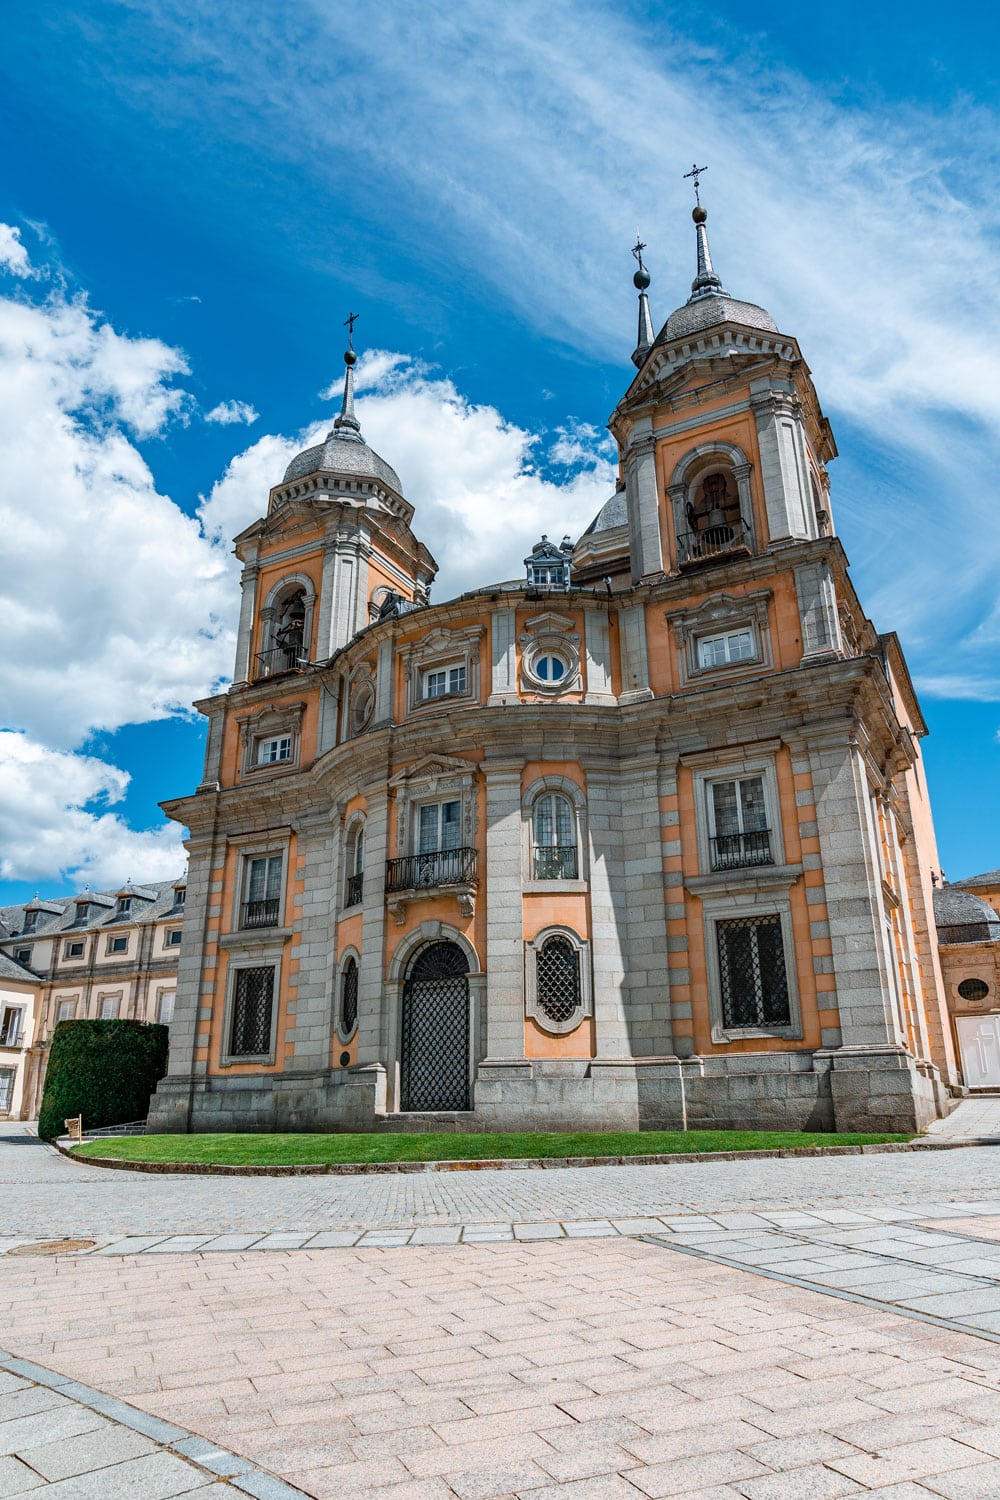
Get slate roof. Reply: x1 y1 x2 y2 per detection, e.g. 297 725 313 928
0 950 37 983
0 877 185 943
581 486 628 538
953 868 1000 891
933 886 1000 943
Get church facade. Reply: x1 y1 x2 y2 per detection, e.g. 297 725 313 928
148 201 957 1136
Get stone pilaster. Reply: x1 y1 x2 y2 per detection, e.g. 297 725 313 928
583 605 615 703
488 608 518 705
794 560 843 659
287 811 338 1072
357 790 389 1066
373 636 394 726
750 383 815 544
619 753 673 1055
585 768 630 1055
232 550 259 684
623 419 664 581
618 601 652 703
315 537 339 660
482 761 526 1060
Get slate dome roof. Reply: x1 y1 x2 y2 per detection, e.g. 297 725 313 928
656 294 778 344
283 428 402 492
933 887 1000 944
581 486 628 537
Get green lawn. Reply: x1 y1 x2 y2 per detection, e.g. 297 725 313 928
72 1128 909 1167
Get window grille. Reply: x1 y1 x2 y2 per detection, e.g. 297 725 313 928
400 942 470 1111
536 937 582 1025
229 966 275 1056
0 1067 15 1113
340 957 359 1035
716 916 790 1029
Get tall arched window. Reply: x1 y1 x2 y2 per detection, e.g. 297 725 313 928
536 936 581 1026
532 793 577 880
339 956 359 1037
344 825 364 907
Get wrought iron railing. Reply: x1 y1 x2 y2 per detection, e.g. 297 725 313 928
0 1020 22 1048
385 847 478 894
240 898 280 929
345 872 364 908
532 845 579 880
710 829 774 871
677 519 751 565
254 645 300 679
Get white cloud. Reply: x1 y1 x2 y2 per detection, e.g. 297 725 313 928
0 224 32 278
0 732 186 887
205 398 259 426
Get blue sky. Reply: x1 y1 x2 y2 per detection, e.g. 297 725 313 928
1 0 999 903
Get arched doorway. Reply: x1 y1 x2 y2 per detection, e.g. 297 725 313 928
400 941 471 1111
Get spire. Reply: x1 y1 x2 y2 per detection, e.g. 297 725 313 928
630 237 655 368
682 162 729 302
332 310 361 436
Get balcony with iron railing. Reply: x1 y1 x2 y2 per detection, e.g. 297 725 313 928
710 829 774 872
344 872 364 908
532 845 579 880
0 1020 23 1048
240 898 281 929
253 645 301 679
385 847 478 895
677 518 752 568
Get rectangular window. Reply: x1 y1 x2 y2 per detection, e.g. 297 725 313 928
115 898 132 918
99 997 119 1020
174 886 186 907
257 735 292 765
56 1001 76 1023
418 799 462 853
229 966 275 1057
716 916 790 1029
0 1008 22 1047
107 935 129 955
158 991 176 1025
22 911 38 932
14 948 31 966
0 1067 15 1113
165 928 182 947
709 775 772 869
241 854 283 928
423 664 466 700
64 941 85 959
697 629 755 668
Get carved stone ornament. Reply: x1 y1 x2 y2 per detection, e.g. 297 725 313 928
518 610 582 694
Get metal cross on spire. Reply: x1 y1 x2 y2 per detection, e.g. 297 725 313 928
683 162 708 206
631 235 647 275
344 310 360 348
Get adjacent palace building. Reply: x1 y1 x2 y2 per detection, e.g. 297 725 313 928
136 197 961 1136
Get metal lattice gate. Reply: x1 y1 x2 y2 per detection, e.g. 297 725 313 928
401 942 471 1111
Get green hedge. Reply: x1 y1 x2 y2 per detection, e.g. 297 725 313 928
38 1019 169 1141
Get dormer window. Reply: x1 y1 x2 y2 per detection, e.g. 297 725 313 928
173 886 186 907
22 910 39 933
73 904 90 927
115 897 132 918
525 535 573 590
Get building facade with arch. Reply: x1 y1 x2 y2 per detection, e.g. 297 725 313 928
147 206 957 1135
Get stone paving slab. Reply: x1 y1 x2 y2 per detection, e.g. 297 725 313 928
8 1241 1000 1498
0 1349 311 1498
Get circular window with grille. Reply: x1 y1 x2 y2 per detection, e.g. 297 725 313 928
958 978 990 1003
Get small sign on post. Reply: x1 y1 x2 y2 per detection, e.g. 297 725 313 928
64 1115 83 1142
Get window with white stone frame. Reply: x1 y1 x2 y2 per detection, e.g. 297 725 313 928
158 990 176 1024
0 1067 15 1113
343 819 365 907
0 1007 23 1047
699 892 801 1042
524 927 592 1034
98 995 120 1019
224 964 277 1062
402 626 483 716
707 774 773 871
238 702 305 777
518 611 582 696
336 951 359 1040
239 852 284 930
56 1000 76 1024
522 776 587 891
667 589 772 688
688 751 785 878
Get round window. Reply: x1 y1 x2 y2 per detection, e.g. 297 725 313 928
958 978 990 1003
535 653 567 683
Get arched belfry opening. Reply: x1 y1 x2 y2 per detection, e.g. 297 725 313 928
400 941 471 1111
685 466 743 558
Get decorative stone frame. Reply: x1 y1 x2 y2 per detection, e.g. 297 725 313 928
385 921 485 1112
667 589 772 688
226 832 292 936
667 441 756 566
334 945 361 1043
524 925 593 1035
402 626 483 716
518 612 581 696
219 951 283 1067
521 774 589 893
345 662 376 738
341 810 366 908
237 701 306 778
387 754 480 921
259 573 316 662
686 744 786 877
698 888 802 1045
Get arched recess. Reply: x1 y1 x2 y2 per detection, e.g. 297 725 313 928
259 572 317 669
667 441 756 565
521 774 588 886
385 921 484 1113
341 810 366 909
333 945 361 1044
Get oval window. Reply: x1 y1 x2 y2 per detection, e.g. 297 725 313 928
536 653 567 683
958 978 990 1003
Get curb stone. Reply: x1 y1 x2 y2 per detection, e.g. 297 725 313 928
53 1134 991 1177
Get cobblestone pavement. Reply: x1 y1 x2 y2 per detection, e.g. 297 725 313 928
924 1097 1000 1142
